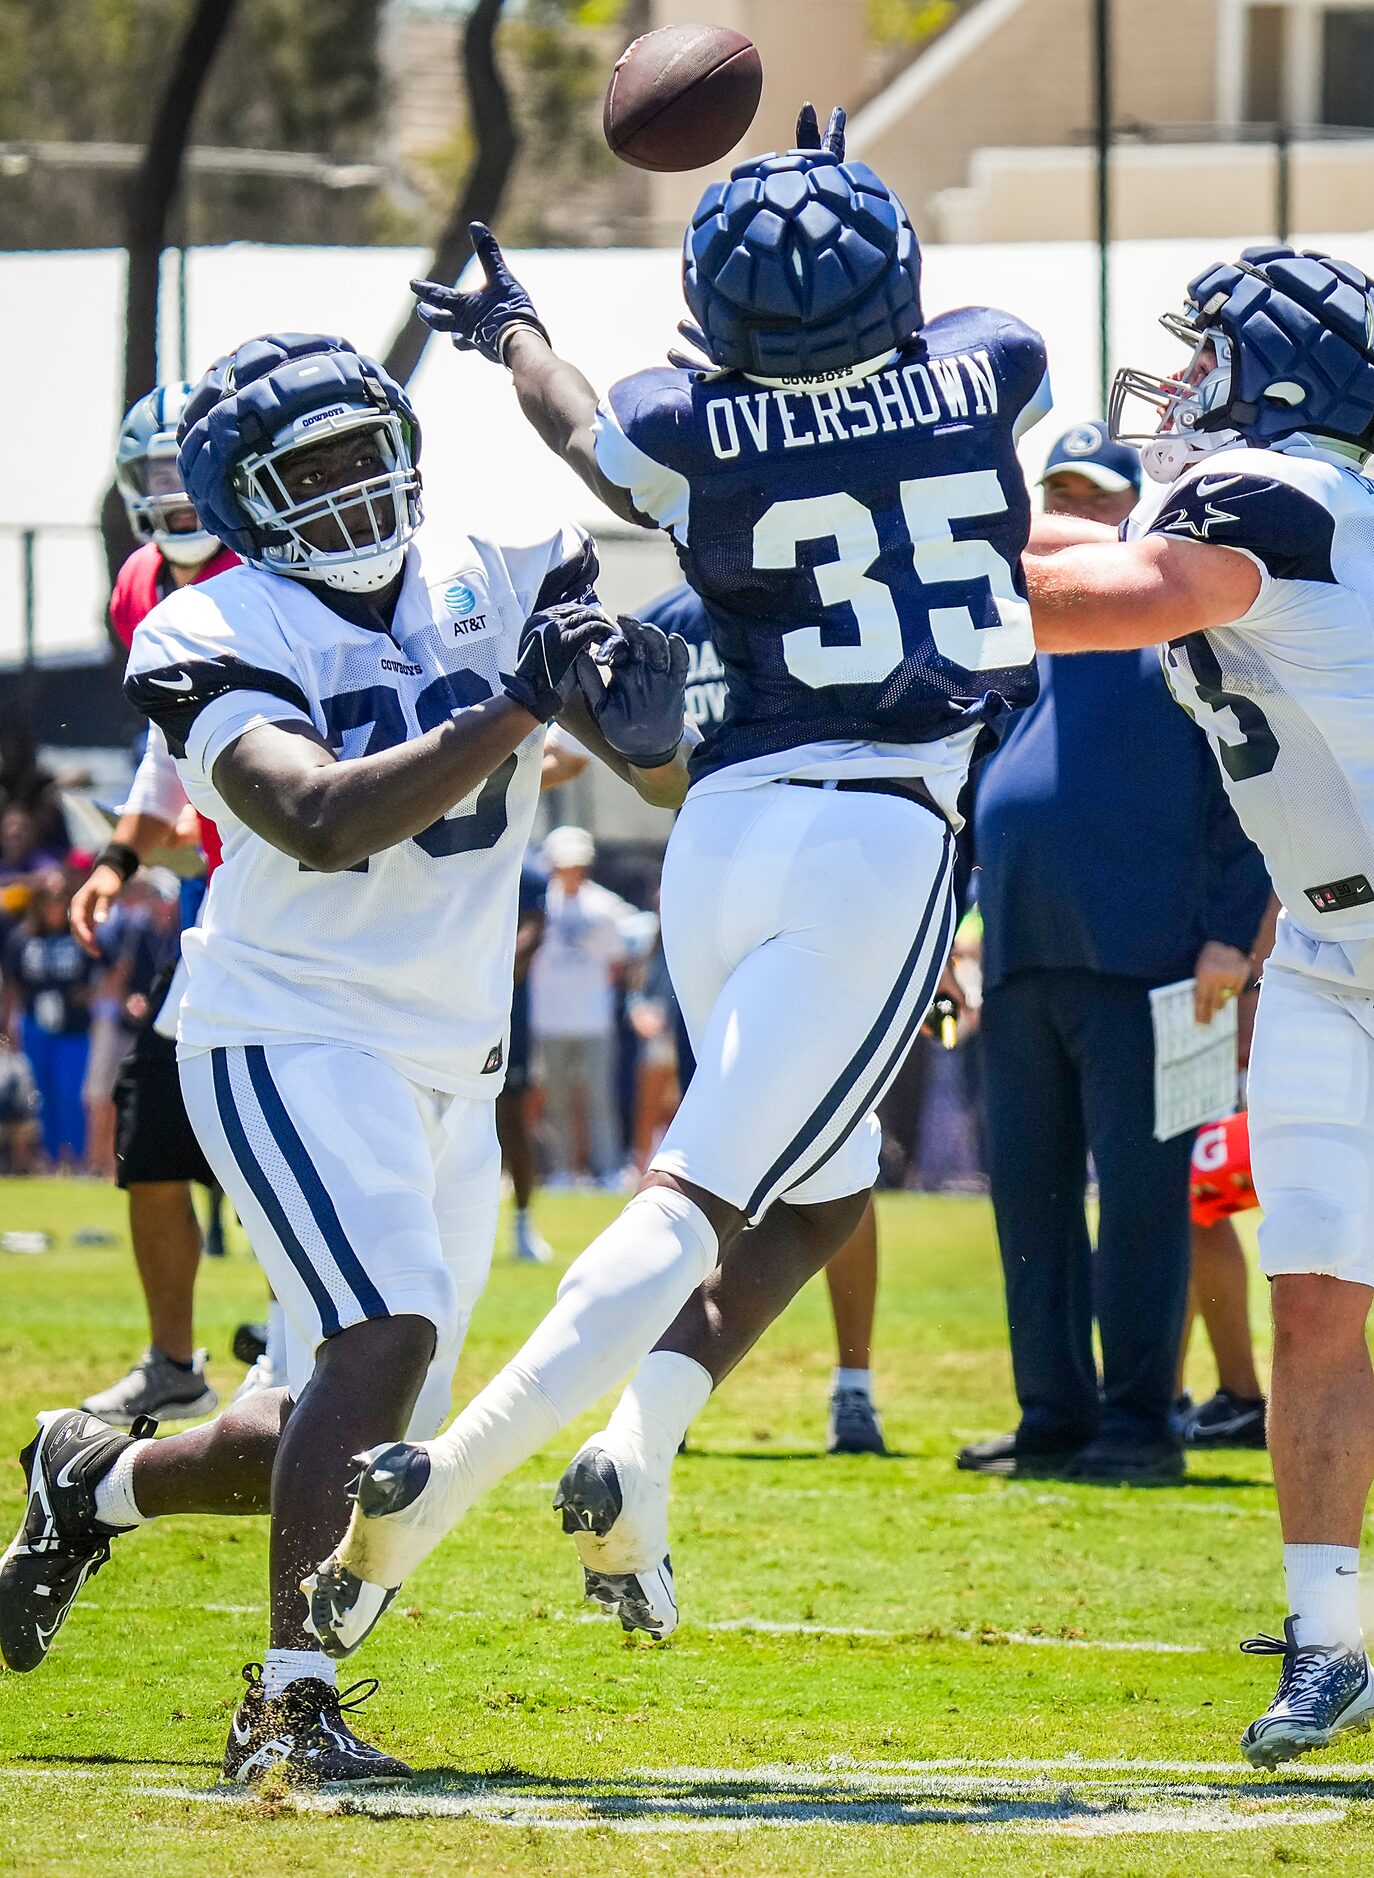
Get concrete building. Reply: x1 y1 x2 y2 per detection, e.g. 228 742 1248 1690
645 0 1374 243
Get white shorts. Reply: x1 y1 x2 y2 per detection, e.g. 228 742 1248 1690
181 1042 500 1435
652 780 956 1223
1249 967 1374 1287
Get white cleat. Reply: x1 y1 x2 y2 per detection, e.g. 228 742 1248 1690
1241 1618 1374 1769
553 1436 678 1639
303 1440 453 1658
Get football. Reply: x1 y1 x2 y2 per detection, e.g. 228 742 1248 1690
603 24 763 173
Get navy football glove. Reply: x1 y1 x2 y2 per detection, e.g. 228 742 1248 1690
795 102 846 158
412 223 550 368
577 617 689 771
667 316 719 375
504 603 614 724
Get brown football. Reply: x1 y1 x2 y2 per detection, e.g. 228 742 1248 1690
604 24 763 173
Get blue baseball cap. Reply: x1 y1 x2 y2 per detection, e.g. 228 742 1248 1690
1039 420 1141 493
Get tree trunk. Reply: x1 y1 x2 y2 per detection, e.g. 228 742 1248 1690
103 0 240 584
382 0 517 386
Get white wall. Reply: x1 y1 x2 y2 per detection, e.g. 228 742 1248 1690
7 231 1374 665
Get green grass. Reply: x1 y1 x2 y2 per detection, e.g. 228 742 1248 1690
0 1177 1368 1875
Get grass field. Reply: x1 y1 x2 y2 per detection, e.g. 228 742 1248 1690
0 1175 1368 1876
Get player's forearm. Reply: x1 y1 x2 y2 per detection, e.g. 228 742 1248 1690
107 810 179 861
1026 512 1120 553
216 699 538 872
503 329 641 524
557 692 697 809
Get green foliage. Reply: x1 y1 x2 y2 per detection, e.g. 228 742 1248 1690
0 0 388 247
868 0 961 50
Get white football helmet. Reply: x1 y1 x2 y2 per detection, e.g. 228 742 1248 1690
115 383 222 564
1109 313 1239 483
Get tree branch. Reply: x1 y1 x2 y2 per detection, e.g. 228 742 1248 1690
382 0 517 385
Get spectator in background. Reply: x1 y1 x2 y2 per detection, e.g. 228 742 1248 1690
530 825 631 1186
958 424 1272 1484
83 874 181 1180
0 725 68 857
0 805 62 928
1 867 96 1168
498 860 552 1262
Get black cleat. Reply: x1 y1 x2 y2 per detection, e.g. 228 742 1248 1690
956 1429 1084 1478
554 1446 678 1638
222 1663 413 1786
0 1409 157 1671
1183 1388 1267 1449
233 1321 268 1367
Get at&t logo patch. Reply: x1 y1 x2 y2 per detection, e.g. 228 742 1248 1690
445 581 478 616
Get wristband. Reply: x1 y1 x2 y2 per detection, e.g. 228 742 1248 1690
497 318 552 367
631 743 683 774
95 841 139 883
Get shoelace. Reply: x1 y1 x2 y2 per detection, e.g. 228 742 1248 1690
1241 1627 1349 1722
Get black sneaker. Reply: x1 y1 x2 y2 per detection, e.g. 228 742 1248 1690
222 1663 413 1786
233 1322 268 1367
1183 1388 1267 1449
827 1388 888 1455
1062 1434 1184 1484
955 1429 1085 1478
0 1409 156 1671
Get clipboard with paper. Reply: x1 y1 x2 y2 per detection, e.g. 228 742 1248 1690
1149 977 1240 1142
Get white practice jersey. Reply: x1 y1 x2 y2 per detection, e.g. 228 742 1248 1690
1127 436 1374 989
125 527 597 1094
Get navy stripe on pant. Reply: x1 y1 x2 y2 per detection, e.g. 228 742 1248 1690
980 969 1194 1447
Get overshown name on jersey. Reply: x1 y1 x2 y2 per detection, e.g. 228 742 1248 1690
703 350 1001 463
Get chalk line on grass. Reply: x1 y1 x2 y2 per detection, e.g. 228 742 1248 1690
132 1753 1367 1838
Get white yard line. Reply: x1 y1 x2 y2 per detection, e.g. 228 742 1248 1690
575 1611 1204 1652
130 1754 1367 1837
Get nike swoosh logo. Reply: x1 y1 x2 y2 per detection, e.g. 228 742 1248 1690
1337 1567 1359 1575
53 1438 106 1492
1193 475 1243 497
147 673 194 693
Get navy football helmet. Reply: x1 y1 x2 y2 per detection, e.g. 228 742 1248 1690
1112 246 1374 483
683 123 923 380
178 334 422 593
115 382 222 566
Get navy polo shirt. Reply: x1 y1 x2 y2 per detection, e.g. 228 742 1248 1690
974 650 1271 991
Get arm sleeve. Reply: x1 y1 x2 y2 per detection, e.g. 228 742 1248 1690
1146 472 1337 587
1201 755 1272 952
591 369 694 540
118 724 189 825
123 584 315 781
993 315 1052 444
497 524 602 623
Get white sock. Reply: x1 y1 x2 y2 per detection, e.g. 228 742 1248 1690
1285 1544 1363 1650
265 1301 288 1387
92 1441 152 1529
607 1351 714 1468
833 1367 873 1397
430 1190 718 1507
262 1648 336 1697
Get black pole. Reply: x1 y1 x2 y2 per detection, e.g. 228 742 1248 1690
1094 0 1112 413
1275 119 1291 243
21 528 35 669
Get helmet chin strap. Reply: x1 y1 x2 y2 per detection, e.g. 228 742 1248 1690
159 530 222 566
317 546 406 593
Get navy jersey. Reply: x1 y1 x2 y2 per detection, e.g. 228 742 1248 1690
640 583 726 734
594 308 1050 787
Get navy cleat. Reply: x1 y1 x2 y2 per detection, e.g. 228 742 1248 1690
827 1387 888 1455
0 1409 157 1671
302 1442 430 1658
222 1662 412 1786
554 1443 678 1639
1241 1618 1374 1768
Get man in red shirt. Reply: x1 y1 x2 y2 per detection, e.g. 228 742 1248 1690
72 383 242 1425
